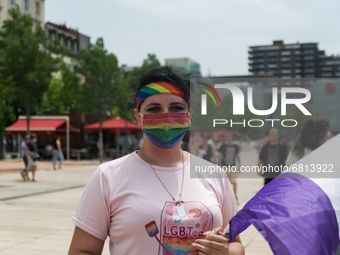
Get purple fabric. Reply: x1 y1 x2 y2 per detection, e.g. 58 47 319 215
229 173 339 255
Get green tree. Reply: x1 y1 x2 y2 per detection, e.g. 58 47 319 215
0 83 15 132
0 6 65 134
41 64 81 114
77 37 121 162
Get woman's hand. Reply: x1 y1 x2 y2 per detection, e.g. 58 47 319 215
191 231 229 255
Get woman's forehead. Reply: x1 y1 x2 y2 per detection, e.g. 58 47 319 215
142 94 187 106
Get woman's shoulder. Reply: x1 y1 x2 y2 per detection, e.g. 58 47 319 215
97 151 139 175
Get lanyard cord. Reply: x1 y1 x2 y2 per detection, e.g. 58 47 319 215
141 147 185 204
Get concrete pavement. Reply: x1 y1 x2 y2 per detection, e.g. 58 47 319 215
0 149 273 255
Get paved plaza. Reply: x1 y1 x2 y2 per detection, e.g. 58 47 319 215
0 148 273 255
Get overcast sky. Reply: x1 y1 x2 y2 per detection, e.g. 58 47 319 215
46 0 340 77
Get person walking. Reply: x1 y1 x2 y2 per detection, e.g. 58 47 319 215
53 136 64 170
218 131 241 204
24 134 38 182
68 66 244 255
20 135 30 181
257 128 287 185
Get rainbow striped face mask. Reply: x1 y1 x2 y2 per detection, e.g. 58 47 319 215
139 112 190 149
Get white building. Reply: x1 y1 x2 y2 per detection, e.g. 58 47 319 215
0 0 45 28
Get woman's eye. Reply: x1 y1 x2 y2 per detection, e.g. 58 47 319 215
145 107 161 112
170 106 185 111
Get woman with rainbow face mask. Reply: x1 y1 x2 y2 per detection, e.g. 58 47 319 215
69 66 244 255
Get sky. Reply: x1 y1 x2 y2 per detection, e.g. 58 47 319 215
46 0 340 77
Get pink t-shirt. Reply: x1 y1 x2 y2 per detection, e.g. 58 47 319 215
72 151 237 255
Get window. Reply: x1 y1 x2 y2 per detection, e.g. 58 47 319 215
320 73 333 77
281 51 291 56
320 67 332 71
24 0 29 11
282 63 291 68
305 62 315 67
303 50 315 55
253 59 264 63
336 72 340 76
294 50 301 55
295 63 301 67
305 74 315 78
303 44 316 49
268 64 277 68
295 75 302 78
295 69 301 73
304 68 315 73
304 56 314 61
323 61 340 65
268 52 278 56
281 57 291 61
10 0 15 6
282 69 291 74
253 53 264 57
285 45 300 49
35 1 40 15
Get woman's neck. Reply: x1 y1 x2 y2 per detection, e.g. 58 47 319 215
139 140 187 167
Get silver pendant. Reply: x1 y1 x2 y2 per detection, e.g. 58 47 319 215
176 202 186 218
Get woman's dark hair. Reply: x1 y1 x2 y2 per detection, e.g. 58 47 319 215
292 117 330 158
125 65 196 111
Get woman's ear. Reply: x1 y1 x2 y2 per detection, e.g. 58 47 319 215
134 108 142 126
189 109 193 124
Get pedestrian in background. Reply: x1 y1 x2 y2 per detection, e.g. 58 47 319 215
53 136 64 170
24 134 38 182
218 131 241 204
286 117 330 166
20 135 30 181
257 128 287 185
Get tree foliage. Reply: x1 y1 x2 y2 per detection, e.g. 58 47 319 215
0 6 65 133
41 65 81 114
122 53 161 120
0 83 15 132
77 37 121 161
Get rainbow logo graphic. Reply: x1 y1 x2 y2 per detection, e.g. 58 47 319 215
197 82 223 106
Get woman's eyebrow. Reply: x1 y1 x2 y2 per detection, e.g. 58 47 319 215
169 102 186 106
145 103 161 108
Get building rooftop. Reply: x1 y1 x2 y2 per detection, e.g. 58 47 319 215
45 22 90 39
249 40 318 49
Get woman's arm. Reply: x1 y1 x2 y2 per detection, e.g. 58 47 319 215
24 145 35 157
68 226 105 255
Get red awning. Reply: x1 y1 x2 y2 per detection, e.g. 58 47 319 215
6 119 79 135
83 118 142 133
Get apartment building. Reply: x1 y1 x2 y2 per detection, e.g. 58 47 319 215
249 40 319 78
0 0 44 27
